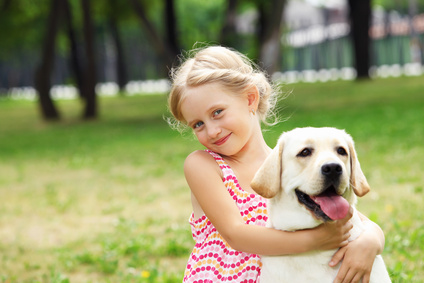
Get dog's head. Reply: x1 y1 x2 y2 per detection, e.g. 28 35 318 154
251 127 370 222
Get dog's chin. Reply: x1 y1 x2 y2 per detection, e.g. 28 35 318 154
295 186 342 222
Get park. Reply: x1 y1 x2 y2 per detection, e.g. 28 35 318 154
1 0 424 282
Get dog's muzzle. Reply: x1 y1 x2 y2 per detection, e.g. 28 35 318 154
295 187 349 221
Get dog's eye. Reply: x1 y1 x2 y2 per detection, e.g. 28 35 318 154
337 147 347 156
297 148 312 157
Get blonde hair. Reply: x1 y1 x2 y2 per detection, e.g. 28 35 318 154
167 46 279 132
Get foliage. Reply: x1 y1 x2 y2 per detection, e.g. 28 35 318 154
176 0 226 49
0 0 228 57
0 0 156 58
373 0 424 13
0 0 48 58
0 75 423 282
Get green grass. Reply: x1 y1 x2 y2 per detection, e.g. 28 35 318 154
0 75 423 282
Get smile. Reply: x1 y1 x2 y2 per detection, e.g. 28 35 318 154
214 133 231 145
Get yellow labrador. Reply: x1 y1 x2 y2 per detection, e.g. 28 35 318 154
251 127 391 282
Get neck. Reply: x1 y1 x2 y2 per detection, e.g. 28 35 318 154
226 129 271 166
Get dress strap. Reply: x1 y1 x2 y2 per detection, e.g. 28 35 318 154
205 150 236 179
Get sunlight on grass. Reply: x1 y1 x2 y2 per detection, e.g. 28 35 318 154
0 76 423 282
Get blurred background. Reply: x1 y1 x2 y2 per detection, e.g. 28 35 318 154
0 0 423 119
1 0 424 282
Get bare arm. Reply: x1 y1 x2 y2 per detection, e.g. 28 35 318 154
331 211 385 283
185 150 352 256
357 211 385 254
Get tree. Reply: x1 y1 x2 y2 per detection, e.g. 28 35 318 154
34 0 63 120
220 0 239 47
348 0 372 79
176 0 225 51
374 0 424 14
34 0 98 120
130 0 180 74
63 0 85 99
165 0 180 59
255 0 286 75
107 0 128 91
80 0 97 119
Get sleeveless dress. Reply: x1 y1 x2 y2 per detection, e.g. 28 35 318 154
183 150 268 283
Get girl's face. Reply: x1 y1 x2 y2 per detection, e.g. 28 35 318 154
180 83 258 156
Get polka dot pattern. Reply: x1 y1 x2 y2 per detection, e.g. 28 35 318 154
183 150 268 282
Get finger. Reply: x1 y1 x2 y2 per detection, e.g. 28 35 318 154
334 264 348 283
349 272 364 283
344 228 351 241
345 206 354 220
339 206 353 224
347 220 353 230
338 215 350 225
339 212 354 226
341 222 353 239
342 218 353 230
340 268 355 283
340 228 351 244
329 246 346 267
361 272 371 283
340 239 349 247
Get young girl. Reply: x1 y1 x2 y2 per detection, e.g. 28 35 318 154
168 46 385 283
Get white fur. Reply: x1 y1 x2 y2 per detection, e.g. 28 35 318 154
251 127 391 283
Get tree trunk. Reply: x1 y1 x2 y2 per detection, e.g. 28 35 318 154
63 0 85 99
220 0 238 48
256 0 285 75
34 0 63 120
108 6 128 92
80 0 97 119
130 0 176 73
348 0 371 79
2 0 12 11
165 0 180 59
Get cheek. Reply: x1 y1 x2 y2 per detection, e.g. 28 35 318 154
194 132 208 146
229 115 251 136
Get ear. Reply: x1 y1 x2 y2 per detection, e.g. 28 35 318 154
251 138 284 198
246 85 259 110
346 133 370 197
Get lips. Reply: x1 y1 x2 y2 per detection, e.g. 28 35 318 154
214 133 231 146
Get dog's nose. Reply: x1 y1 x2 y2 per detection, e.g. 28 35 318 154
321 163 342 178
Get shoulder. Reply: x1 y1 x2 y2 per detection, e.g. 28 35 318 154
184 150 218 173
184 150 211 164
184 150 223 182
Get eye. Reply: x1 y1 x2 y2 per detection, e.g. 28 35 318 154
297 148 312 157
213 109 223 117
337 147 347 156
193 121 204 129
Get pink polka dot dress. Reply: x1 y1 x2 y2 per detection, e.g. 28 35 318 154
183 150 268 283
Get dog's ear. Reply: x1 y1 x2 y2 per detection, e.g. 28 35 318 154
251 138 284 198
346 133 370 197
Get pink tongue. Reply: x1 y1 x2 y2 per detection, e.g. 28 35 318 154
311 194 350 220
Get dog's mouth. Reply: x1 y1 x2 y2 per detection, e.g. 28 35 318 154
295 186 350 222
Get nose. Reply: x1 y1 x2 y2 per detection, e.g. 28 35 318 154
321 163 342 179
207 124 221 138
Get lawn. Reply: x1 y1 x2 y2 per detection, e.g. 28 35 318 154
0 75 423 282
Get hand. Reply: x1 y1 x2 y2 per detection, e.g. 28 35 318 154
313 207 353 251
330 229 380 283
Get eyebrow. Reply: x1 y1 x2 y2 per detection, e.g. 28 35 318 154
186 119 198 128
185 103 226 128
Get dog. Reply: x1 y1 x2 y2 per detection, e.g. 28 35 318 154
251 127 391 282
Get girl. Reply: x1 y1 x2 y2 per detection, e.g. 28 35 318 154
168 46 385 283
